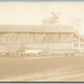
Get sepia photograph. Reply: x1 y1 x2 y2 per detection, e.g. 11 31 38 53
0 1 84 82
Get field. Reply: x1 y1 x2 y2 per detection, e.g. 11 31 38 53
0 54 84 81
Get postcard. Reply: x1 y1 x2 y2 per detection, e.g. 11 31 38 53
0 1 84 82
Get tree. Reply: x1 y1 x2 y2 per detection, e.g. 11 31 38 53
42 19 48 25
42 12 61 25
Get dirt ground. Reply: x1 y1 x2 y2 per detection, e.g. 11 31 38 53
0 55 84 82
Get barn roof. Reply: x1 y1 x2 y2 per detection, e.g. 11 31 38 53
0 25 76 33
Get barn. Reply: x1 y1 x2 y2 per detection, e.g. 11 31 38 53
0 25 79 56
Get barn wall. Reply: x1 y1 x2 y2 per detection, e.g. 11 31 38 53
0 32 74 52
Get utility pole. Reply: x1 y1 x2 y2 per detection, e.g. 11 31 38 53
72 19 81 51
78 31 80 51
77 19 81 51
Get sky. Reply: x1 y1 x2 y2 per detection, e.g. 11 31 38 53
0 2 84 34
